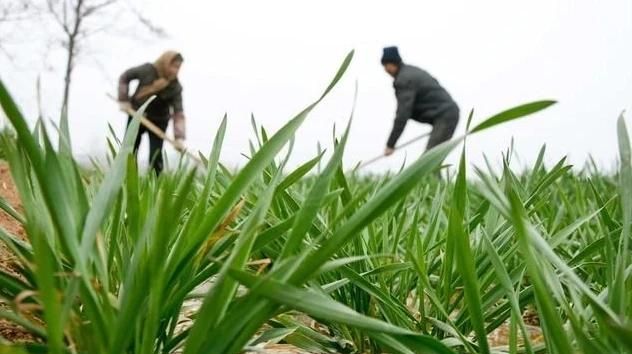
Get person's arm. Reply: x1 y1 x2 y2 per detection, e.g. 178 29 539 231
118 64 147 102
171 90 186 141
386 79 416 149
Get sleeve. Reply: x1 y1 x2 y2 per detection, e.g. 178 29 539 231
118 64 147 102
173 112 185 140
386 79 416 148
171 89 184 114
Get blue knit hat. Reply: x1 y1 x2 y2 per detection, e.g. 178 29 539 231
381 46 402 65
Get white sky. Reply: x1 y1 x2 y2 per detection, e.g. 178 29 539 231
2 0 632 173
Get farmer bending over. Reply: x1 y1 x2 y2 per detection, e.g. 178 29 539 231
118 50 186 175
381 46 459 157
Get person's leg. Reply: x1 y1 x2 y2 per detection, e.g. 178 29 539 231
425 107 459 152
147 120 169 175
425 107 459 178
126 115 144 155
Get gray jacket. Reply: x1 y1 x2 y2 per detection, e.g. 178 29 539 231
387 64 457 148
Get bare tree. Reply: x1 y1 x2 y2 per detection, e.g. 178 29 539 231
38 0 166 116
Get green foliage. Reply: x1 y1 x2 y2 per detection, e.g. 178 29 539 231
0 51 629 354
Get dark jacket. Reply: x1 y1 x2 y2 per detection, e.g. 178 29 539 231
387 64 458 148
118 63 183 122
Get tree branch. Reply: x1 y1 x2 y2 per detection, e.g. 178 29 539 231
46 0 70 35
126 1 167 38
81 0 116 17
0 1 32 22
0 42 14 62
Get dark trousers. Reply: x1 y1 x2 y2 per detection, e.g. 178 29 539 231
425 107 459 178
426 106 459 152
126 117 169 175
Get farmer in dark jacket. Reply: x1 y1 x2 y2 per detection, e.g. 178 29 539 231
381 46 459 157
118 50 186 174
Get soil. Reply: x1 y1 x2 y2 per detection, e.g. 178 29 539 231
0 162 37 343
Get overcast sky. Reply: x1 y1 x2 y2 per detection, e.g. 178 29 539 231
2 0 632 173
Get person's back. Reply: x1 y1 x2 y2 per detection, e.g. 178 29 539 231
381 46 459 156
395 64 456 124
121 62 183 123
